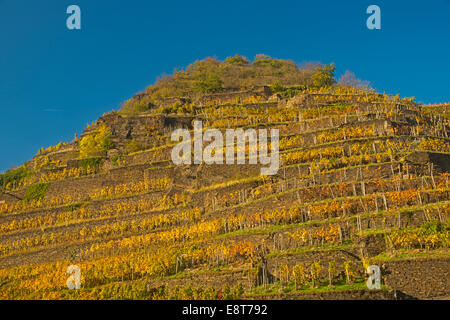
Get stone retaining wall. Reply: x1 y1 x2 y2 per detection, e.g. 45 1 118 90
381 258 450 299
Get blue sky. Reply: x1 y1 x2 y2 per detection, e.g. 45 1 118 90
0 0 449 172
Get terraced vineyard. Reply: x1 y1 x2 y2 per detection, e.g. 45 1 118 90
0 58 449 300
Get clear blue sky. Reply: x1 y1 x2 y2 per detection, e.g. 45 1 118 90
1 0 449 172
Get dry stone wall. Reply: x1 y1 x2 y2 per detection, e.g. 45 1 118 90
381 258 450 299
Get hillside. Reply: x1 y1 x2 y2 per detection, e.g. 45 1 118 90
0 56 449 300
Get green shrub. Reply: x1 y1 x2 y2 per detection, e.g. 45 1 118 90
270 80 285 93
193 71 223 93
224 54 249 65
79 123 113 158
80 157 102 173
420 221 447 235
0 166 31 190
312 63 336 87
252 54 283 68
278 85 308 99
24 183 49 202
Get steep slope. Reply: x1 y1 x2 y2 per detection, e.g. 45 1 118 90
0 58 449 300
